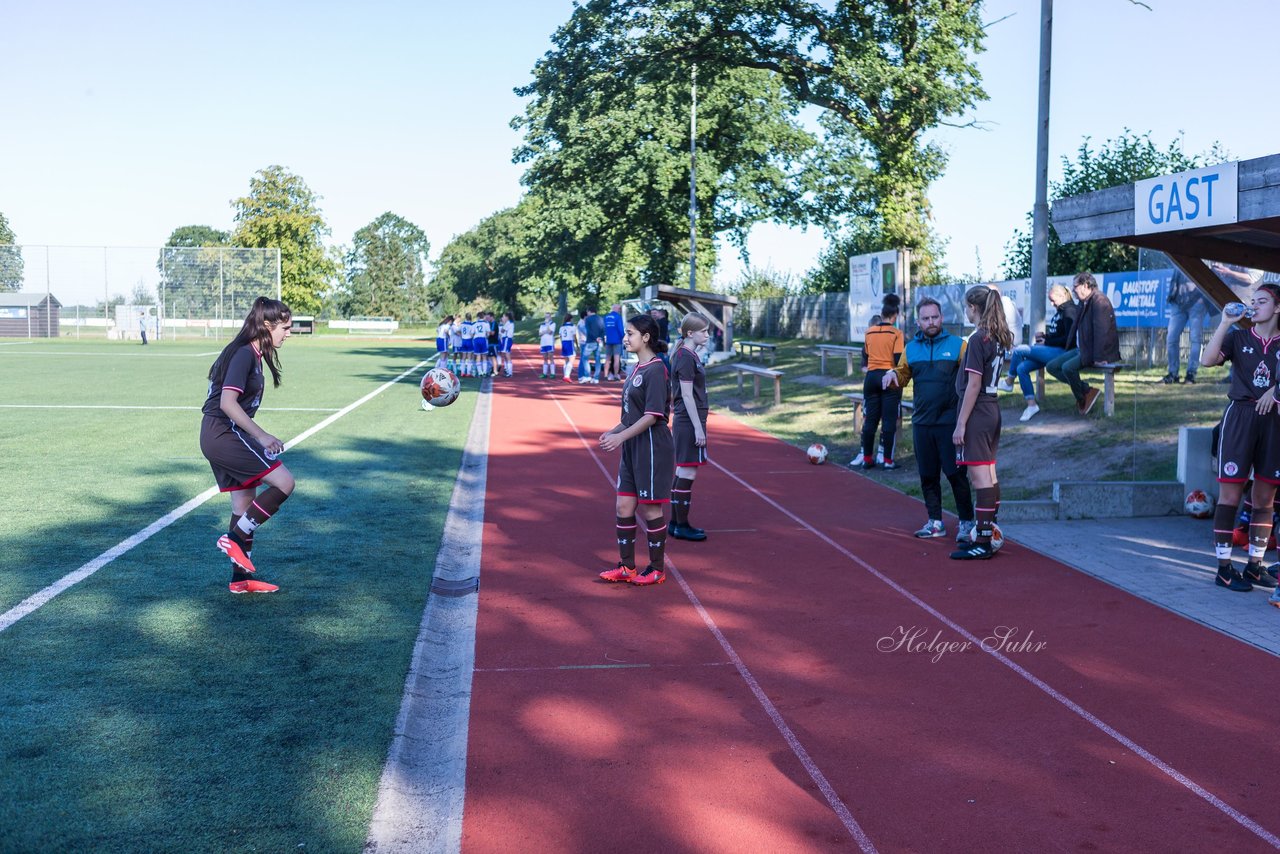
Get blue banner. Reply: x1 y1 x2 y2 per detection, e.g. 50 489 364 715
1099 270 1170 329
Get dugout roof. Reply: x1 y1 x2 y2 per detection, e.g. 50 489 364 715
1052 152 1280 306
641 283 740 349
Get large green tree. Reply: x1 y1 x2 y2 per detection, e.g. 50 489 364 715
517 63 815 292
520 0 987 274
0 211 23 292
231 166 336 314
341 213 431 320
1004 131 1226 278
155 225 230 316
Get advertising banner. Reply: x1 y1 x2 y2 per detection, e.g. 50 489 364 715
848 250 901 343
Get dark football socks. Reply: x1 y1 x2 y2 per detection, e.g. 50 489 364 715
1249 504 1274 563
671 477 694 526
644 518 668 572
228 514 254 554
616 516 637 568
234 487 290 537
974 486 998 545
1213 502 1239 568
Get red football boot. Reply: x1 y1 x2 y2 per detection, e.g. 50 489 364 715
598 563 638 583
629 568 666 586
217 534 257 574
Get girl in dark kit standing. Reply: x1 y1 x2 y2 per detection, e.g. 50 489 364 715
1200 283 1280 595
951 287 1013 561
199 297 296 593
669 314 712 541
597 314 675 586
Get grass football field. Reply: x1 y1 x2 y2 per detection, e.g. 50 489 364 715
0 335 476 852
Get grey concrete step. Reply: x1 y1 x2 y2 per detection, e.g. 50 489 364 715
1054 480 1185 520
999 499 1060 521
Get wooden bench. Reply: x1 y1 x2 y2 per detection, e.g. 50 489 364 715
732 364 784 405
845 392 915 434
1087 362 1132 416
735 340 778 364
815 343 863 376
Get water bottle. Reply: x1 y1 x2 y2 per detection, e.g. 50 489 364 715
1224 302 1255 320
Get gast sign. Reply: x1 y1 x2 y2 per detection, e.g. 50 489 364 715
1134 161 1238 235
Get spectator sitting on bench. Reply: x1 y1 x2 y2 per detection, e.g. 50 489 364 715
1044 272 1119 416
998 284 1077 422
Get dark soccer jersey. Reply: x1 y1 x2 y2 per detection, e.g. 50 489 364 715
621 357 670 429
670 347 707 421
1220 327 1280 402
202 343 265 420
956 329 1002 401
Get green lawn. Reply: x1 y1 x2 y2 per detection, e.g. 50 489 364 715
0 336 475 852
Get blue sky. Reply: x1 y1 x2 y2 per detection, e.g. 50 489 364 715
2 0 1276 300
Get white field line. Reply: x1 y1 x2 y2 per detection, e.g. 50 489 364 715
0 350 225 357
0 359 431 635
709 458 1280 850
0 404 341 412
527 351 878 854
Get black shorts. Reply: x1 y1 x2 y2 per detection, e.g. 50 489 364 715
617 424 675 504
672 413 708 467
956 400 1001 466
1218 401 1280 484
199 414 281 492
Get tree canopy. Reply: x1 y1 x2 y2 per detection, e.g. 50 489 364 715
0 211 22 292
231 166 335 314
165 225 229 247
519 0 987 277
340 213 431 320
1003 131 1227 279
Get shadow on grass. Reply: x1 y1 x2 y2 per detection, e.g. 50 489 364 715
0 425 469 852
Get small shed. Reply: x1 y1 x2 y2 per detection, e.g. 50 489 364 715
0 292 61 338
641 284 740 352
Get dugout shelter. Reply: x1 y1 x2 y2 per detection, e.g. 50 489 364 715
0 292 61 337
640 283 739 352
1052 153 1280 305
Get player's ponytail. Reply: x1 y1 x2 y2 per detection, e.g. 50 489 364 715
964 287 1013 351
679 313 710 336
208 296 292 389
627 313 667 354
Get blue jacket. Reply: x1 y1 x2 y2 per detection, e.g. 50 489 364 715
603 311 624 344
892 328 964 426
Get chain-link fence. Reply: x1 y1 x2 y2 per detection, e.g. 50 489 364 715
735 292 850 340
0 245 280 339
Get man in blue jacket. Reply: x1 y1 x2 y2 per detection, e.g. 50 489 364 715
883 297 975 542
602 303 625 380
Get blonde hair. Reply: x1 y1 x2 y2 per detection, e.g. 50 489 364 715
965 287 1014 351
1049 284 1071 303
679 313 710 336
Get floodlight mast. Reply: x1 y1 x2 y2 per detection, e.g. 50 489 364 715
689 63 698 291
1029 0 1053 344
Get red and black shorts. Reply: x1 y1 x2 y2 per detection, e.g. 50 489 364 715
617 425 675 503
956 400 1001 467
1217 401 1280 484
672 413 708 467
199 414 281 492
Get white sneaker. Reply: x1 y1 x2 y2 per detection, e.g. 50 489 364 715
997 378 1015 393
1019 403 1040 422
875 451 885 466
955 520 977 544
914 519 946 538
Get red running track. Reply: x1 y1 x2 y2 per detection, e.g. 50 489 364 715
463 358 1280 853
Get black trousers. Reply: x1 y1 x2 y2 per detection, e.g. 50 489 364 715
861 370 901 460
913 422 974 521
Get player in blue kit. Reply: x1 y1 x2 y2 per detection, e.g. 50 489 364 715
499 312 515 377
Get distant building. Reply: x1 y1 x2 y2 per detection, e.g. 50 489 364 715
0 292 62 337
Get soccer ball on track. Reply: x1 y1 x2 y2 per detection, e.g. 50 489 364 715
421 367 461 407
806 443 828 465
1184 489 1214 519
970 522 1005 552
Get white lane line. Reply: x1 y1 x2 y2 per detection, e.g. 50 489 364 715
474 661 733 673
365 377 491 854
0 359 431 635
710 460 1280 850
533 359 878 854
0 404 341 412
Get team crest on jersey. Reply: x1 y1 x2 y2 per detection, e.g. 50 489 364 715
1253 362 1272 388
632 374 643 387
1224 461 1240 477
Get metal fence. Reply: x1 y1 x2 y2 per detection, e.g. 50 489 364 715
1 245 280 339
735 292 850 341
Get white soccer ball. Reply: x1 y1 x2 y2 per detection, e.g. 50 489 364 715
1184 489 1214 519
806 443 828 465
420 367 461 407
970 522 1005 552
